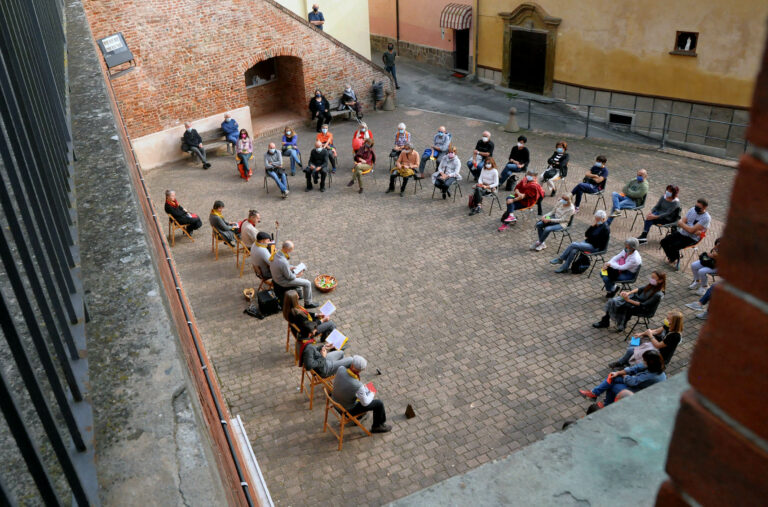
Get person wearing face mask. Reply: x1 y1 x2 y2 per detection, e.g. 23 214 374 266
281 126 302 176
688 237 720 296
387 143 419 196
610 310 683 369
571 155 608 210
579 349 666 408
264 142 289 198
305 141 329 192
432 145 461 199
236 129 253 181
499 135 531 191
466 131 495 181
308 89 331 133
468 157 499 216
550 210 611 272
638 185 682 243
347 139 375 193
316 124 337 173
382 43 399 89
418 126 452 176
594 270 665 333
339 84 362 118
308 4 325 30
541 141 569 196
269 240 318 308
659 198 711 268
606 169 649 225
599 237 642 298
498 170 544 231
390 122 411 161
531 194 575 251
181 122 211 169
352 122 374 153
220 113 239 150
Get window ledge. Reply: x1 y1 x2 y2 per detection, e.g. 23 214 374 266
669 50 697 57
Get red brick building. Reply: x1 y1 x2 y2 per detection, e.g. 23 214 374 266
82 0 392 168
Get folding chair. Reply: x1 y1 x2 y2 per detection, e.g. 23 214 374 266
431 177 462 202
211 228 236 260
236 237 251 277
584 249 608 278
168 214 194 247
300 366 334 410
253 265 273 293
552 215 575 253
323 387 372 451
552 174 569 196
624 293 663 340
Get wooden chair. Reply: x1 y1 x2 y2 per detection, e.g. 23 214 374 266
253 265 273 293
322 387 372 451
211 228 236 260
236 237 251 277
300 367 334 410
168 214 194 246
286 322 303 365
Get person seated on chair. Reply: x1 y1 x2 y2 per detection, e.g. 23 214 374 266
282 290 335 341
541 141 569 196
610 309 683 369
500 135 530 191
571 155 608 210
340 84 362 118
209 200 238 246
316 124 337 173
418 126 451 177
466 131 494 181
389 122 411 163
302 341 353 378
387 143 418 196
594 270 665 332
352 122 373 153
638 185 682 243
432 145 461 199
468 157 499 216
606 169 649 225
659 198 711 268
688 237 720 296
281 126 302 176
249 231 274 280
600 237 642 298
551 210 610 273
309 89 331 133
240 209 261 248
236 129 253 180
685 282 715 320
579 349 666 408
164 190 202 235
181 122 211 169
332 355 392 433
347 138 375 194
270 240 318 308
498 169 544 231
531 194 576 251
305 140 329 192
265 142 289 198
221 113 239 150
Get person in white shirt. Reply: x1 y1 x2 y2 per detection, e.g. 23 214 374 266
239 209 260 248
600 237 642 297
468 157 499 215
331 356 391 433
432 145 461 199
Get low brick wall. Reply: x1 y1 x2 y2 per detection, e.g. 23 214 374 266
371 34 455 69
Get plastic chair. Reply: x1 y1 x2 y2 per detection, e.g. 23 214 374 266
322 388 372 451
394 172 423 194
168 215 194 247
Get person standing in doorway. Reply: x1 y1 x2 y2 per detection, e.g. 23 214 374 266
308 4 325 30
382 43 400 89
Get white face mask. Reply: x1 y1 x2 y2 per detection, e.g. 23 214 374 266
321 128 328 134
268 148 275 154
186 127 191 132
518 142 524 148
286 131 292 136
665 191 673 198
316 147 323 152
525 175 533 181
559 199 567 205
345 88 351 92
481 136 489 142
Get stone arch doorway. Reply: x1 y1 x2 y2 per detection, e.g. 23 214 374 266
499 3 561 95
241 53 307 135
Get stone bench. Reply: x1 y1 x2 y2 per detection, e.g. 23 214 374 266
181 128 234 158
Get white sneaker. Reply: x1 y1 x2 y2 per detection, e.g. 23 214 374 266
535 242 547 251
610 210 622 217
685 302 704 311
688 280 700 290
695 311 708 320
530 241 540 250
696 287 708 296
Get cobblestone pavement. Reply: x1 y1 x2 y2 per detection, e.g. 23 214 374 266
144 107 734 506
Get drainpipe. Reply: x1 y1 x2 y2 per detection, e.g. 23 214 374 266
395 0 400 49
473 0 479 76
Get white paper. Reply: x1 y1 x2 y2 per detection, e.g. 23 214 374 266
326 329 347 350
291 262 306 274
319 300 336 317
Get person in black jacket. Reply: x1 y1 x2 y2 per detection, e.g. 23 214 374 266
164 190 202 235
466 131 495 180
308 89 332 132
283 290 334 341
305 141 329 192
550 209 610 273
499 135 530 191
541 140 569 196
301 342 353 378
181 122 211 169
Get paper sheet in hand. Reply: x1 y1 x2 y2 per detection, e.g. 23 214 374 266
326 329 348 350
630 336 641 346
291 262 307 274
319 300 336 317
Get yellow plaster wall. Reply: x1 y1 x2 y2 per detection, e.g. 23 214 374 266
477 0 767 107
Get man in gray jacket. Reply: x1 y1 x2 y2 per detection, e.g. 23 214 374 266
265 142 289 198
332 355 391 433
270 240 318 308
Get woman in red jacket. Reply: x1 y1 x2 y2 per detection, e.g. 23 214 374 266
498 170 545 231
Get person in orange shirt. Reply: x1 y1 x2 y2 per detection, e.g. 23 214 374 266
316 124 337 173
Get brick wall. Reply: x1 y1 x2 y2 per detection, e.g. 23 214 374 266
655 31 768 507
81 0 392 139
371 35 457 69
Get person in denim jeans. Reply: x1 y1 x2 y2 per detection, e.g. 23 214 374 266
281 127 302 175
551 210 610 272
579 349 666 408
264 143 289 198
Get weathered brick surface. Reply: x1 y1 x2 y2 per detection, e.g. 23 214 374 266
81 0 392 138
144 107 734 505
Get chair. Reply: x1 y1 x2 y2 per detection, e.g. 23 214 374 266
624 293 663 340
263 170 290 194
583 249 608 278
485 190 501 216
300 367 334 410
652 222 677 240
359 162 376 181
285 322 301 364
322 388 372 451
394 172 423 194
431 177 463 202
552 215 575 253
253 265 273 293
583 188 607 214
512 202 537 225
678 239 703 272
617 265 642 291
618 194 647 231
167 214 194 247
235 237 251 277
211 228 236 260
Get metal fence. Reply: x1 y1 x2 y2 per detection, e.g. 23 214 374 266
0 0 97 504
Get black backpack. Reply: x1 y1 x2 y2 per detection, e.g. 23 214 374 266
571 253 591 274
257 289 281 315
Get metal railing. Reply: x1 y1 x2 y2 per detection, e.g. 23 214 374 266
0 0 97 504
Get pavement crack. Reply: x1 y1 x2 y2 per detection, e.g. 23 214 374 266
172 386 192 507
554 491 591 506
